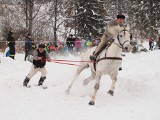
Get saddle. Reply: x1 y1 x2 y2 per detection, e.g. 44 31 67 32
91 42 112 71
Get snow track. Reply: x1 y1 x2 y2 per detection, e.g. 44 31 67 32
0 46 160 120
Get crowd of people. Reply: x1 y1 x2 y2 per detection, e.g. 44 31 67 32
5 29 102 62
65 34 100 54
34 34 101 57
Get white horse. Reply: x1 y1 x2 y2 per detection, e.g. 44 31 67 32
66 25 132 105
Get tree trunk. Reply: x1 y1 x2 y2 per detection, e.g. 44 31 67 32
25 0 28 28
28 0 34 34
54 0 57 45
24 0 34 34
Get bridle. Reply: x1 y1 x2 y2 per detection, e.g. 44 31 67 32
114 29 131 49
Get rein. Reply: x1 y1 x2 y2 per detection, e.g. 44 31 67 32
114 40 130 49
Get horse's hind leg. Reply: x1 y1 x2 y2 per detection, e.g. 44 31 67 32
83 70 96 86
65 63 88 94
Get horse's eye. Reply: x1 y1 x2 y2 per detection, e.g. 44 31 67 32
120 35 123 37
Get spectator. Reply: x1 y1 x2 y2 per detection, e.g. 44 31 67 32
7 28 15 59
157 37 160 49
149 37 153 51
66 34 75 53
58 41 64 51
24 33 33 61
74 37 81 53
86 36 93 48
81 37 87 52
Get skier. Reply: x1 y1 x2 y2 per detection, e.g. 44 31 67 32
23 43 51 87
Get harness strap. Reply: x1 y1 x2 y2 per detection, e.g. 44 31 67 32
93 44 110 71
104 34 108 38
97 57 122 62
93 57 122 71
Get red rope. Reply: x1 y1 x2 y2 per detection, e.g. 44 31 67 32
40 58 86 66
51 60 80 66
44 57 121 66
49 58 95 66
50 59 93 63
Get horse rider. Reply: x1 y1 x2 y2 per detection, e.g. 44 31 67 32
90 14 125 61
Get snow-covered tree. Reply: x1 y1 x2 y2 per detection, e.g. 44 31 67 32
76 0 107 37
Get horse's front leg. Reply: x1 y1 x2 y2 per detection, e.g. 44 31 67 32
108 75 117 96
88 72 101 105
65 64 86 94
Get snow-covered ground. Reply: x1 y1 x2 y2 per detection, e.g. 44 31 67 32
0 42 160 120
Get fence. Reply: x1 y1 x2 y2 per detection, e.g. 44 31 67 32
0 40 98 54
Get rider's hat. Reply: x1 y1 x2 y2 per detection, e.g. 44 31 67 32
117 15 125 19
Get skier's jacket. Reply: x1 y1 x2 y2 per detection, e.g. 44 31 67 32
33 50 47 68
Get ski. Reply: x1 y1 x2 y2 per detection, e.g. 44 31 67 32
41 86 48 89
25 85 48 89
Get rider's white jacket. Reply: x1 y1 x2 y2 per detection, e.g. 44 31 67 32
104 20 122 39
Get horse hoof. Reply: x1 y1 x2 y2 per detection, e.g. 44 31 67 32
119 67 122 71
88 101 95 105
108 90 114 96
65 89 70 94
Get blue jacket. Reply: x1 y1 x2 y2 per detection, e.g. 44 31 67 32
25 36 32 51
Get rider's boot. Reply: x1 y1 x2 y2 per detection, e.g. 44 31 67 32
90 51 98 61
89 45 106 61
90 54 97 61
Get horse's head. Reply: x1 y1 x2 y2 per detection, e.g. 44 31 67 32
115 25 132 52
